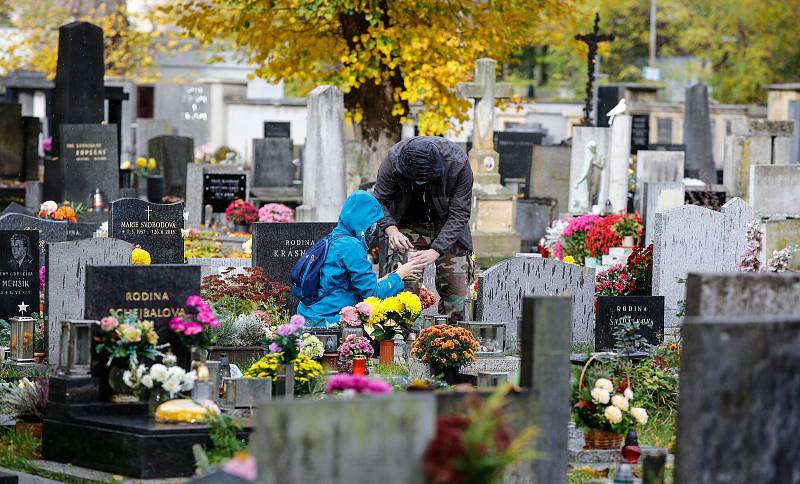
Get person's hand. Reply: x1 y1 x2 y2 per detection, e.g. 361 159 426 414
396 257 426 280
386 225 413 251
409 248 440 267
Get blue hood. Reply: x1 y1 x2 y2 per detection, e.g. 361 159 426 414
332 190 384 246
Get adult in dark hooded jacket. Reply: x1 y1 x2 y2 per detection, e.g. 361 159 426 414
373 136 473 323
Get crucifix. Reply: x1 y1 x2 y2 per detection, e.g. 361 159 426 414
145 206 153 222
575 13 615 127
457 58 514 185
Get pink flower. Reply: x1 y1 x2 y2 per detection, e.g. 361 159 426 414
325 374 392 394
186 295 203 307
355 302 372 319
182 322 204 336
221 453 257 482
339 306 360 327
100 316 119 332
269 342 281 354
169 318 186 332
290 315 305 329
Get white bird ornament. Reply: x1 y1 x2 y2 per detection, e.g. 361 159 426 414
606 98 627 126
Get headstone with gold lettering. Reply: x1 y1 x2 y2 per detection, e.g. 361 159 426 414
109 198 184 264
55 124 119 205
0 230 39 323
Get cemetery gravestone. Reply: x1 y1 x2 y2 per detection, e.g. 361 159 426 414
748 164 800 218
185 164 248 227
685 272 800 319
45 238 133 361
635 151 684 212
477 256 595 344
58 124 119 205
790 100 800 164
22 117 41 182
263 121 291 139
135 119 171 159
0 213 98 261
251 138 295 187
723 120 794 198
676 315 800 484
642 181 685 244
0 103 24 179
84 264 201 329
187 258 251 279
762 219 800 271
683 83 716 183
0 203 33 218
630 114 650 154
109 199 184 264
494 130 544 190
594 296 664 351
148 135 193 199
251 222 336 289
530 146 570 212
0 230 38 322
255 395 435 484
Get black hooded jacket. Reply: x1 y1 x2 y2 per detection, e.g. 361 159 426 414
374 137 473 254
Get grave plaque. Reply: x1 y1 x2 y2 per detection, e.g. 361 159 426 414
109 199 184 264
263 121 291 139
84 265 201 329
595 296 664 351
494 131 544 189
202 173 246 223
0 230 39 322
630 114 650 154
0 213 98 261
252 138 295 187
251 222 336 289
59 124 119 205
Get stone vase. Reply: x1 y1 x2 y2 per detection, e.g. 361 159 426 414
622 235 635 247
108 359 138 403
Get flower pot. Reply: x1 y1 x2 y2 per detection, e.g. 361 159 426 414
622 235 635 247
584 428 624 449
431 366 460 385
379 340 394 365
232 223 251 234
585 257 599 268
108 359 138 403
15 421 42 439
148 388 171 416
146 175 165 203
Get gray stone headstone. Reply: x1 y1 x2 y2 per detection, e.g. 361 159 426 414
25 181 41 213
0 203 33 218
84 264 201 329
748 164 800 218
185 164 249 228
0 213 98 261
187 257 251 279
642 182 685 245
723 120 794 198
683 83 715 183
515 199 554 250
477 256 595 344
251 222 336 289
635 151 684 213
520 296 570 484
530 145 570 212
263 121 291 139
255 395 435 484
685 272 800 319
762 219 800 271
676 315 800 484
652 198 752 328
45 238 133 362
135 118 172 159
0 103 24 179
790 101 800 164
109 198 184 264
58 123 120 205
22 117 41 182
0 230 39 322
148 135 193 199
252 138 295 187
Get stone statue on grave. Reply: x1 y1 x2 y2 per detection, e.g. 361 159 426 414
576 140 604 207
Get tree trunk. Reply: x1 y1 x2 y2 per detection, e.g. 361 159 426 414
346 124 399 191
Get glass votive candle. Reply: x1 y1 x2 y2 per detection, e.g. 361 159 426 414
352 355 367 376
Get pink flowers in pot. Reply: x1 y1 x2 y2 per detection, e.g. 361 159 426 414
325 374 392 395
258 203 293 223
266 315 305 364
169 295 219 348
337 334 374 358
339 303 372 327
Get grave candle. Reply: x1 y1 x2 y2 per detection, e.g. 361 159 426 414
10 316 34 362
352 355 366 376
59 319 94 375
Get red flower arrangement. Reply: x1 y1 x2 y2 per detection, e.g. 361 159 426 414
585 214 624 257
596 264 637 297
225 199 258 225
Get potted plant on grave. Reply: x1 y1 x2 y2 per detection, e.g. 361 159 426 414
554 214 602 266
0 377 48 439
613 214 643 248
336 334 374 374
362 292 422 364
225 199 258 234
37 200 84 223
94 311 161 403
244 352 323 396
411 325 479 385
262 315 305 393
324 374 392 396
257 203 294 223
338 303 371 339
123 354 198 416
572 363 649 449
168 295 220 371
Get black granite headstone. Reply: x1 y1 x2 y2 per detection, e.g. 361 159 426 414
251 222 336 288
84 264 201 330
109 198 184 264
202 173 246 223
0 103 24 180
595 296 664 351
59 124 119 205
251 138 294 187
148 135 193 199
22 116 41 182
0 203 33 218
597 86 623 128
263 122 291 138
0 213 98 262
631 114 650 154
494 131 544 189
0 230 39 322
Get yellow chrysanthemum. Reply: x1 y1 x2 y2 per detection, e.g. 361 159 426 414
381 296 403 316
135 157 147 169
131 247 151 265
397 291 422 315
121 160 131 170
148 158 157 170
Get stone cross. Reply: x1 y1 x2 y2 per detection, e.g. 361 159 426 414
457 58 513 183
575 13 615 127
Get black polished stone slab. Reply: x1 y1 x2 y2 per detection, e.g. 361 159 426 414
148 135 193 199
494 130 544 189
0 229 39 321
263 121 291 138
202 173 246 223
0 103 24 179
48 375 100 404
59 123 119 206
595 295 665 351
251 222 336 288
109 198 184 264
0 213 98 261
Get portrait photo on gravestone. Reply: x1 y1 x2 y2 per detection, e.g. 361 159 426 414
0 230 38 321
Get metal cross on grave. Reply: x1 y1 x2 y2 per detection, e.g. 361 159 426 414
145 205 153 221
457 58 513 184
575 13 615 127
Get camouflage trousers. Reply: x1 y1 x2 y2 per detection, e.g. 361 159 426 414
399 223 474 324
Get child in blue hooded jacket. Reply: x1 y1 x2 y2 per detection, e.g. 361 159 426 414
298 190 425 327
